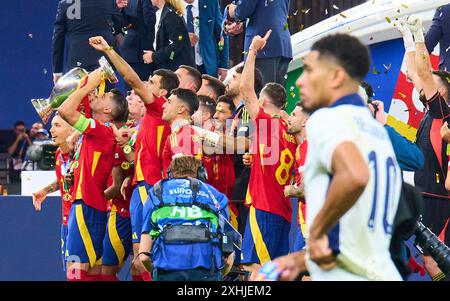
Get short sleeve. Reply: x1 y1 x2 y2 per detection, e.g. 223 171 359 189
82 118 114 139
306 109 356 172
145 95 166 117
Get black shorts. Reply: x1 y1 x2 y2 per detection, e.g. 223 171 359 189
421 197 450 245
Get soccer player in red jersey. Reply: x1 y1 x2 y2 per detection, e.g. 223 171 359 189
161 88 202 173
89 36 179 280
285 104 309 252
193 95 238 228
32 114 74 271
239 31 298 276
57 69 129 281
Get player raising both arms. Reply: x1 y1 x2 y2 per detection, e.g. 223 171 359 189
57 70 129 281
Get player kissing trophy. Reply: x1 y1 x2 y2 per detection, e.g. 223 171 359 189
31 56 118 124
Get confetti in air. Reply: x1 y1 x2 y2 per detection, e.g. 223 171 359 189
385 16 392 23
333 5 339 10
28 33 33 39
169 51 175 60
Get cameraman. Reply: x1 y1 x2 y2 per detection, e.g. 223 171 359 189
138 155 235 281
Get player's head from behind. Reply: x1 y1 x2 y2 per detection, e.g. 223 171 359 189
431 70 450 102
198 74 226 101
192 95 216 127
225 65 263 100
126 90 145 120
259 82 287 111
148 69 180 98
162 88 199 124
214 95 235 124
50 114 73 147
287 103 308 135
297 33 370 113
175 65 202 92
89 88 129 124
169 155 202 178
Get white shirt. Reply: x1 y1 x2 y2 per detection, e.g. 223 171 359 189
183 0 203 66
304 94 402 281
153 8 163 51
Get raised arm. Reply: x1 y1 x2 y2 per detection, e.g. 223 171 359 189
57 69 102 126
240 30 272 120
89 36 153 104
394 19 420 91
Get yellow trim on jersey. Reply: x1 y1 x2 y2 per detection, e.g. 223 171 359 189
157 125 164 155
75 205 97 267
249 206 271 264
108 206 126 267
91 151 101 176
245 188 252 206
136 144 144 181
75 162 84 200
298 203 307 237
138 185 148 205
229 207 238 230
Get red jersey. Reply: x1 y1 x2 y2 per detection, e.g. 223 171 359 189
72 118 116 212
55 148 73 226
294 140 308 188
107 144 133 218
133 96 171 186
294 140 308 230
245 108 297 222
162 122 203 175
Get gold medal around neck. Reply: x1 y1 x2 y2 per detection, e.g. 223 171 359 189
63 193 71 201
72 161 79 169
123 145 132 154
121 161 130 170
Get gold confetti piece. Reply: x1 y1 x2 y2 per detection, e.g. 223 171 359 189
399 92 406 98
299 24 305 31
169 51 175 60
283 22 289 31
340 13 347 18
290 92 296 98
373 67 380 75
178 35 183 41
401 3 409 8
303 8 311 14
242 51 248 55
385 16 392 23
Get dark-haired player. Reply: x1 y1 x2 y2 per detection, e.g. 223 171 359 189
57 69 129 281
239 30 297 276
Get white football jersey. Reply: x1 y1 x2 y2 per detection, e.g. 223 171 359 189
304 95 402 281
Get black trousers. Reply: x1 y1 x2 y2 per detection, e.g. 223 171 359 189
255 57 291 86
421 196 450 246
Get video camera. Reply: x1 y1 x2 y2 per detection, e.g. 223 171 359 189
414 218 450 275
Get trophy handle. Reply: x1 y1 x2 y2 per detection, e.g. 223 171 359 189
99 56 119 84
31 98 53 124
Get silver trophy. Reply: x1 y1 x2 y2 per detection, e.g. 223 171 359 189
31 56 118 124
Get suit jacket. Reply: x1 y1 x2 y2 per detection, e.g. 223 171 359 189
120 0 156 64
426 4 450 71
235 0 292 59
153 4 195 71
197 0 229 76
52 0 124 74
